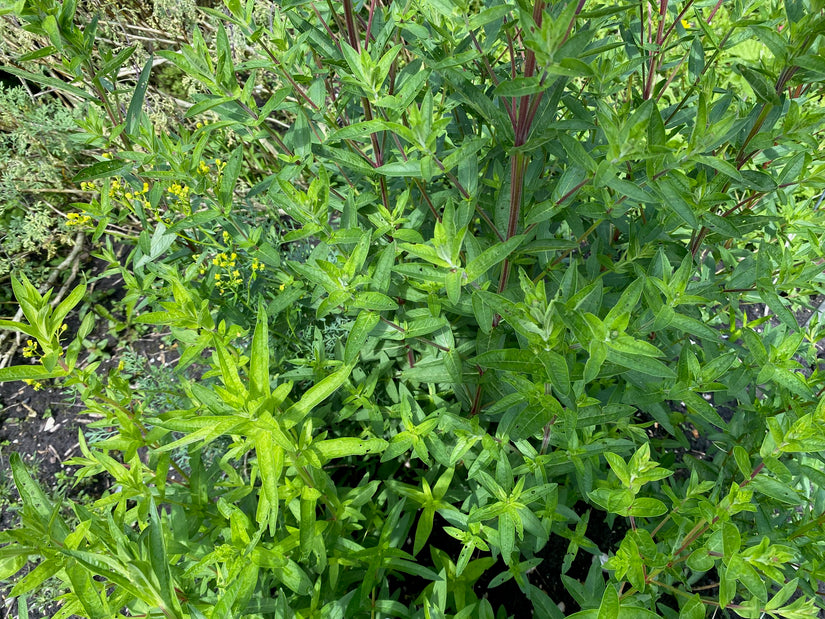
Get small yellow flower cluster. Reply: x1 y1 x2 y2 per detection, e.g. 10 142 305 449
66 212 93 227
23 378 43 391
124 182 150 202
215 158 227 173
215 272 243 294
22 339 38 358
251 258 265 273
197 160 210 175
167 181 191 216
213 251 237 268
195 119 212 129
80 181 97 192
168 182 190 200
212 250 241 294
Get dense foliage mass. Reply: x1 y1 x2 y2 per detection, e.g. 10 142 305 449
1 0 825 617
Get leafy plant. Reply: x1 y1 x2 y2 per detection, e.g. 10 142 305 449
2 0 825 617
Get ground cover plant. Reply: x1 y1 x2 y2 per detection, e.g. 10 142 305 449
1 0 825 617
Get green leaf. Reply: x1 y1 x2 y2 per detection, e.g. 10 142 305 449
465 235 525 283
284 364 354 427
679 594 705 619
250 304 270 399
605 348 676 378
737 65 780 104
607 336 665 358
72 159 133 183
727 554 767 601
584 340 607 383
2 66 96 102
538 350 570 396
766 578 798 610
147 498 174 610
474 349 543 373
273 559 313 595
732 445 751 479
345 311 380 364
498 511 516 563
686 548 714 572
0 364 65 383
95 46 136 80
218 145 244 210
125 54 153 135
255 432 283 533
493 76 545 97
656 177 698 228
627 498 667 518
597 585 619 619
414 508 435 556
350 292 399 311
771 367 813 398
757 283 798 330
749 475 799 504
66 563 108 619
0 555 27 582
722 522 740 557
51 282 86 333
185 94 236 118
314 437 388 460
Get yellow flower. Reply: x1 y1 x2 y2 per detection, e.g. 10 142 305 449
66 212 92 227
22 339 38 358
23 379 43 390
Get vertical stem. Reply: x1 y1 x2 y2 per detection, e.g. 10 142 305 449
498 0 545 293
643 0 668 99
342 0 390 210
342 0 360 50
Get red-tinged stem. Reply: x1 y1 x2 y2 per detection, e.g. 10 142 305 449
498 0 545 292
310 0 342 53
706 0 724 23
660 0 695 44
365 0 377 50
561 0 587 48
643 0 668 99
470 383 484 417
342 0 360 50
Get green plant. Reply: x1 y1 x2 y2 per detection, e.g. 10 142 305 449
0 84 84 294
2 0 825 617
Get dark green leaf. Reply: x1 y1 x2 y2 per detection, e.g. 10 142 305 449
125 54 153 135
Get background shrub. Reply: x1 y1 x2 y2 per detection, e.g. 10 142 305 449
1 0 825 617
